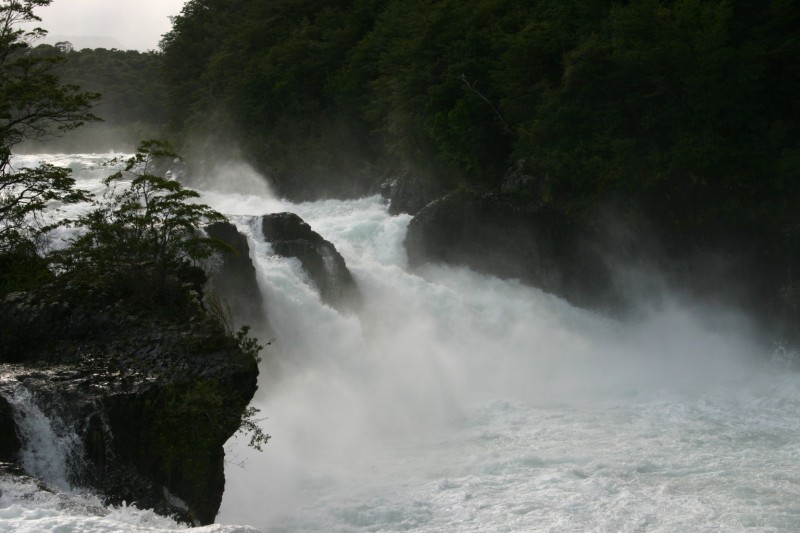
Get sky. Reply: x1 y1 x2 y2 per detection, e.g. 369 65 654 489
31 0 187 51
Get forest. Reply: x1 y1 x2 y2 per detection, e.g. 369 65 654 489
23 1 799 248
19 44 167 151
6 0 800 303
156 0 799 245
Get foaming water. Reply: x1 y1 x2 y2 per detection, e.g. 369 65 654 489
7 386 84 491
0 473 259 533
204 184 800 532
7 154 800 532
0 383 258 532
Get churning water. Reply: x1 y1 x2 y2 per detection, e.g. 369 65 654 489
4 154 800 532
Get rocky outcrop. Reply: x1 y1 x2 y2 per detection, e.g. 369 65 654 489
378 172 442 216
404 189 800 343
501 159 553 199
404 191 618 310
0 395 20 463
0 281 258 525
262 213 360 312
205 221 267 332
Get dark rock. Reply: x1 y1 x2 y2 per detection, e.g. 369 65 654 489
501 159 551 199
405 189 800 345
0 392 20 463
262 212 314 243
0 461 55 495
262 213 360 312
205 221 267 331
0 282 259 525
378 171 442 216
404 191 617 310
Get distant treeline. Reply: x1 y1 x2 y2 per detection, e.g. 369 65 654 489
23 45 167 151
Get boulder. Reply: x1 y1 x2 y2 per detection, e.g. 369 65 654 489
262 213 360 312
205 221 267 332
404 191 617 310
378 172 442 216
0 282 258 525
404 188 800 345
501 159 551 198
0 394 20 463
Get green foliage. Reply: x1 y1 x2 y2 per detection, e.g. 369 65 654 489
59 140 226 275
513 0 800 236
159 0 800 243
0 163 88 252
52 47 166 126
161 0 385 196
237 406 270 452
0 0 99 259
234 324 268 365
18 45 168 151
0 244 52 294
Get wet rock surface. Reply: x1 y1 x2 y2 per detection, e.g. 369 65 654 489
205 221 267 332
262 212 360 312
404 189 800 343
377 171 443 216
404 191 617 310
0 281 258 525
0 397 20 463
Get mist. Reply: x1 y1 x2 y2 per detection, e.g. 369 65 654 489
31 0 186 52
7 149 795 531
16 122 156 155
178 167 794 531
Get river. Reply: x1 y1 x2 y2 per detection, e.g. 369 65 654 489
3 153 800 532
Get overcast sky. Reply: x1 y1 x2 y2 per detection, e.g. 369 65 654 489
32 0 187 51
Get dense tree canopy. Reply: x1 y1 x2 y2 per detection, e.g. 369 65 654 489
160 0 800 245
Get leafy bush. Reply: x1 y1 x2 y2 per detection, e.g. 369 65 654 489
58 140 226 276
1 0 98 264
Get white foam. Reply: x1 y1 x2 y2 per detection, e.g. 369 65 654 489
12 154 800 532
211 192 799 532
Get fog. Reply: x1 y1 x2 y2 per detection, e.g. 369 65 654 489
180 166 793 531
8 151 796 531
28 0 186 51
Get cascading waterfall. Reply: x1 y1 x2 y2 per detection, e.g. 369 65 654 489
3 153 800 532
0 383 210 532
211 189 800 532
5 385 84 491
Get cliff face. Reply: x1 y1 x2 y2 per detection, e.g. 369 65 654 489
403 190 800 344
404 191 618 311
0 278 259 525
205 221 267 332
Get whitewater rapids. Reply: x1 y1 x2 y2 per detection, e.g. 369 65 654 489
4 154 800 532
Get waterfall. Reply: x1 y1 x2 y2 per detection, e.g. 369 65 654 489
5 385 85 491
212 192 800 532
4 153 800 532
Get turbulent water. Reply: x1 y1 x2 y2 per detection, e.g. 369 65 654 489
5 153 800 532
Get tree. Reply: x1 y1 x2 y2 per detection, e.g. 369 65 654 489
60 140 226 276
0 0 99 254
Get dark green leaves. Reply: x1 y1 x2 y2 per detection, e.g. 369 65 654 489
60 140 226 274
0 0 99 255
